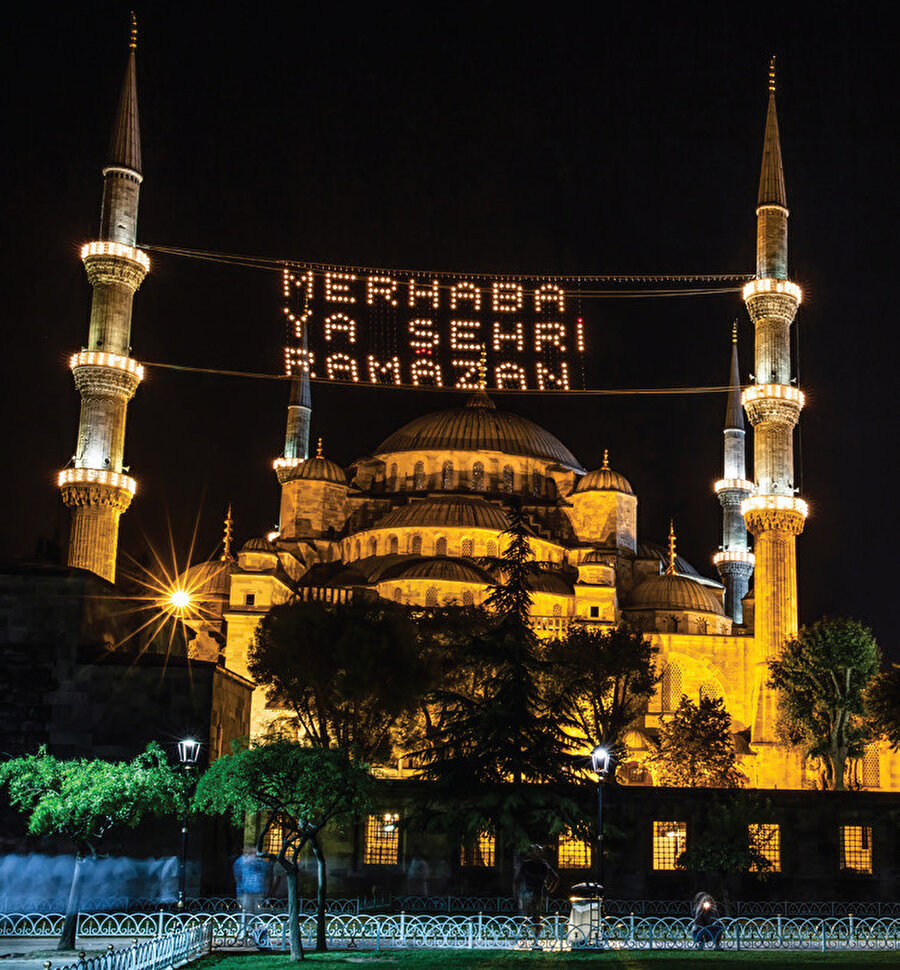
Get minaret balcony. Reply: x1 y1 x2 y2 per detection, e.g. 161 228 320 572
58 467 137 496
742 494 808 536
742 384 804 427
742 278 802 303
273 456 304 484
81 240 150 272
81 241 150 292
713 550 755 567
714 478 754 494
70 350 144 380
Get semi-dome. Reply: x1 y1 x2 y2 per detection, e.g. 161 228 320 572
373 391 584 472
574 451 634 495
284 456 347 485
389 557 491 584
626 573 724 615
581 549 610 564
240 536 277 554
372 496 513 532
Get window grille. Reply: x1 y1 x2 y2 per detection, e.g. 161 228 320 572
557 828 591 869
413 462 425 490
502 465 515 492
462 590 474 607
862 748 881 789
532 471 542 496
841 825 873 873
435 536 448 556
392 587 403 603
411 534 422 555
486 541 497 558
460 830 495 867
472 462 485 491
368 537 377 557
461 538 474 557
364 813 400 865
652 821 686 870
425 586 439 607
389 535 399 555
262 816 286 857
699 682 720 702
442 461 453 490
749 823 781 872
661 663 683 712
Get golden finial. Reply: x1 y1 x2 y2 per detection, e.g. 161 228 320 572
732 320 738 344
222 504 234 562
478 347 487 390
666 519 677 575
129 11 138 51
316 437 323 459
602 449 610 470
768 55 776 94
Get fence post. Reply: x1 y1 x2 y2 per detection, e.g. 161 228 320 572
467 921 473 950
478 911 482 945
629 912 634 944
376 919 381 952
849 912 854 946
400 911 405 946
777 914 782 946
158 910 164 940
648 922 653 951
821 920 827 952
736 922 741 951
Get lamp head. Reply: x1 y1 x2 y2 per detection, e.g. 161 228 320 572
591 745 611 775
177 738 201 766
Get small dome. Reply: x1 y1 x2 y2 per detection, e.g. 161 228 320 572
179 559 235 600
373 391 584 471
527 571 574 595
391 557 491 584
372 496 512 532
240 536 277 554
574 452 633 495
626 573 724 615
284 456 347 485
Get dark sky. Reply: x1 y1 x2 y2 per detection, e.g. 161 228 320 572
1 4 896 656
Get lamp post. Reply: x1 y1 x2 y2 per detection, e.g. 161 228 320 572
590 746 611 894
176 738 201 910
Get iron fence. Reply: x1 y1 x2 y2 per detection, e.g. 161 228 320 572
50 925 211 970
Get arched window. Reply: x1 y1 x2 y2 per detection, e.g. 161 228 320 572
661 663 683 712
532 471 542 496
552 603 562 616
411 534 422 555
486 540 497 558
442 461 453 490
699 682 719 702
388 534 399 555
472 462 485 491
425 586 439 607
461 538 474 557
354 540 361 560
462 590 474 607
389 463 398 488
435 536 448 556
367 537 377 558
862 747 881 789
413 461 426 490
392 587 403 603
502 465 515 493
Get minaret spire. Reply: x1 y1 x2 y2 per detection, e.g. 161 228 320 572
222 504 234 562
741 60 808 770
713 324 754 623
274 288 312 484
666 520 677 576
58 13 150 583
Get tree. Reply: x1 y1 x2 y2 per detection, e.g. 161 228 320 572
548 623 659 779
249 599 429 763
0 745 182 951
650 695 745 788
769 616 881 790
415 500 583 855
677 796 776 912
866 664 900 751
193 741 371 959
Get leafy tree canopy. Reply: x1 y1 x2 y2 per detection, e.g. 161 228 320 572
249 598 429 763
548 623 659 777
866 664 900 751
769 616 881 790
650 694 745 788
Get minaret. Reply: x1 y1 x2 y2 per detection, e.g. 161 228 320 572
741 58 808 749
713 323 754 623
58 14 149 584
273 330 311 484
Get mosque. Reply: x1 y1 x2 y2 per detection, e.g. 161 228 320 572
55 23 898 796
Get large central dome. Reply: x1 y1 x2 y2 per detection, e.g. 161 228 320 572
374 392 584 471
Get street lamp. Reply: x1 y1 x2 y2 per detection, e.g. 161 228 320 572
176 739 201 909
590 746 611 893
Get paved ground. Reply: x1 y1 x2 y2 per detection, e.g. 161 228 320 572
0 936 131 970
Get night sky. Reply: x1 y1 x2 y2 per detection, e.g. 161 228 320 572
1 4 896 657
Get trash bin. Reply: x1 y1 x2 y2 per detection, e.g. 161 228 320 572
567 882 603 946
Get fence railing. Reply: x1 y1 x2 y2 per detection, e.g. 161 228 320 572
50 925 211 970
3 911 900 951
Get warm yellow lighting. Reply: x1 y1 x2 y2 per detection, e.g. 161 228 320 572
272 457 303 472
69 350 144 380
742 384 805 407
168 589 192 610
58 467 137 495
81 240 150 272
742 278 802 303
714 478 754 494
741 495 809 519
713 550 756 566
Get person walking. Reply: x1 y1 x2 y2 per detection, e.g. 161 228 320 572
233 847 271 943
691 891 724 948
513 845 559 950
